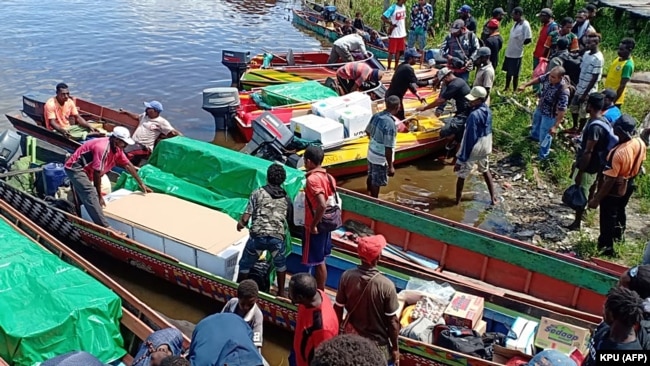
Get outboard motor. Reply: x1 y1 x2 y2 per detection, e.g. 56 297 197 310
241 112 295 164
221 50 251 90
202 87 240 131
322 5 337 23
22 93 50 125
0 130 22 173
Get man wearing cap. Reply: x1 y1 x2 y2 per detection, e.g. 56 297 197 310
473 47 495 105
482 19 503 69
416 67 470 118
589 114 646 255
408 0 433 66
328 33 368 64
381 0 407 70
454 86 497 205
44 82 103 141
365 95 400 198
518 66 570 158
385 48 428 120
441 19 479 81
336 62 385 94
64 126 151 229
602 89 622 124
334 234 400 365
119 101 181 166
481 8 505 44
457 5 477 33
533 8 558 93
503 7 532 92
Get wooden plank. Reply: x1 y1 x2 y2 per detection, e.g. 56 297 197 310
338 190 618 295
121 308 156 341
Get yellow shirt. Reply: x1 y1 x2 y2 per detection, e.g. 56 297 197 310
44 97 79 130
604 57 634 105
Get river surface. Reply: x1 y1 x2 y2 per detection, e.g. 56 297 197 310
0 0 510 363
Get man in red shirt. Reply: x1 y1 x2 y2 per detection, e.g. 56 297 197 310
289 273 339 366
303 146 338 291
64 126 151 229
533 8 557 93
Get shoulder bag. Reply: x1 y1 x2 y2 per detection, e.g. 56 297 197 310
340 272 381 334
306 172 342 232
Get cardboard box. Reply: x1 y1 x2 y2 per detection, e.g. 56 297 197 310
334 105 372 138
290 114 344 146
474 319 487 335
534 317 591 355
506 317 538 355
443 292 484 329
492 345 532 364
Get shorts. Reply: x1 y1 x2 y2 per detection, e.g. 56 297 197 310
304 229 332 266
571 169 597 201
502 57 522 77
388 37 406 54
570 94 588 119
238 235 287 273
368 162 389 187
407 27 426 50
455 157 489 179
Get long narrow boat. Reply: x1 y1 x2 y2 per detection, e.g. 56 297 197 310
5 94 140 153
0 179 601 366
0 194 190 364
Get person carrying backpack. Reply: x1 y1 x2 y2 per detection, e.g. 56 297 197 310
518 66 571 159
547 38 581 88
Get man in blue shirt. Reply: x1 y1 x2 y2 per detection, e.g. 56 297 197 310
408 0 434 66
602 88 622 125
454 86 498 205
365 95 400 198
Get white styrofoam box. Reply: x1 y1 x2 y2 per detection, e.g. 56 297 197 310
506 317 538 355
133 226 164 253
291 114 344 145
197 244 246 281
340 91 372 111
311 96 346 120
80 205 135 237
335 105 372 138
165 238 198 268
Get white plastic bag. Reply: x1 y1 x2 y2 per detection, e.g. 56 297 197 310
293 191 306 226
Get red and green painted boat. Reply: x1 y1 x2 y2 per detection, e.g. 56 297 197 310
0 194 190 365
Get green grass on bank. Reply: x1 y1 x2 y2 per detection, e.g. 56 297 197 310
330 0 650 265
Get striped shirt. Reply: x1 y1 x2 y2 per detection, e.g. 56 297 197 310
64 137 129 178
576 50 604 95
336 62 374 87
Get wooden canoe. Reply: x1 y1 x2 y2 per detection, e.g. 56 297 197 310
0 181 600 366
0 190 190 365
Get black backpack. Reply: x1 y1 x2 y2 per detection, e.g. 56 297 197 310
561 55 582 86
433 325 490 359
248 260 271 293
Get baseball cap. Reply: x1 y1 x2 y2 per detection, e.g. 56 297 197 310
512 6 524 14
143 100 164 112
404 48 422 60
615 114 637 137
528 350 577 366
536 8 553 17
477 47 491 57
357 235 387 263
492 7 506 16
602 88 618 101
437 67 452 80
487 18 500 29
450 19 465 32
458 4 472 12
465 86 487 101
109 126 135 145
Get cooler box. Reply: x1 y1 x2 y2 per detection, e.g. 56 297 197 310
341 91 372 111
534 316 590 355
442 292 484 329
311 96 347 120
506 317 538 355
335 105 372 138
290 115 344 145
81 189 248 281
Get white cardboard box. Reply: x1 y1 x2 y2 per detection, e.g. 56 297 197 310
290 114 344 145
335 105 372 138
311 96 347 120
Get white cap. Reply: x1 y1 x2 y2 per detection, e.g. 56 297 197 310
109 126 135 145
466 86 488 101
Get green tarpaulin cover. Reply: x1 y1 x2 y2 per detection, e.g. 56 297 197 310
115 136 305 220
260 80 338 107
0 218 124 365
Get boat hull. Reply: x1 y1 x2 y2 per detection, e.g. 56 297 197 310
0 181 599 366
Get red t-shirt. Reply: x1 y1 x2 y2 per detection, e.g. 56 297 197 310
64 137 129 178
303 169 337 263
293 290 339 366
534 22 554 58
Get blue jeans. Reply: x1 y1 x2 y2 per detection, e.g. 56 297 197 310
530 108 542 142
238 235 287 273
538 113 557 159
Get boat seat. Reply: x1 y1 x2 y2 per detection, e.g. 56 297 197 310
286 49 295 66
